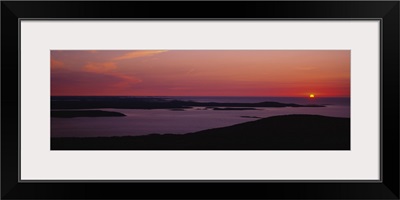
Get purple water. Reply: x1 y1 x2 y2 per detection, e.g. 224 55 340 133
51 96 350 138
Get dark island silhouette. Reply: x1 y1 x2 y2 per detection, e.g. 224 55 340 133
51 115 350 150
52 110 126 118
213 107 259 111
51 96 324 109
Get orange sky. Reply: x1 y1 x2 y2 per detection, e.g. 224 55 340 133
51 50 350 97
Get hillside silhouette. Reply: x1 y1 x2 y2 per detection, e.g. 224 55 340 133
51 115 350 150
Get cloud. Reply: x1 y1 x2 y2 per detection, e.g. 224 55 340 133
51 59 64 69
82 61 141 87
83 62 117 73
111 73 142 88
113 50 167 61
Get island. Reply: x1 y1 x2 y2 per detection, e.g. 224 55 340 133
51 96 325 110
51 110 126 118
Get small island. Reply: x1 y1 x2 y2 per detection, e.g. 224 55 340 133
240 116 261 118
213 107 259 111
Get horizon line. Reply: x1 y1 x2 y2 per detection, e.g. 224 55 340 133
50 95 351 98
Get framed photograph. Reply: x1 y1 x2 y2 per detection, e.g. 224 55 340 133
2 1 399 199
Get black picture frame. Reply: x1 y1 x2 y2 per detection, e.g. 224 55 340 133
1 1 399 199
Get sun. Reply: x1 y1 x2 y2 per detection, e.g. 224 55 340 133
309 94 315 98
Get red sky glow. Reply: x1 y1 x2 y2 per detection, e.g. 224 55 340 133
51 50 350 97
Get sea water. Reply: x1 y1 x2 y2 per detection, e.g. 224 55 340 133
51 96 350 137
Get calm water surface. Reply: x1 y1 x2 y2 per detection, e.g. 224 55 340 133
51 97 350 137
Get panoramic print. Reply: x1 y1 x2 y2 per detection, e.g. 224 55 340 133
51 50 350 150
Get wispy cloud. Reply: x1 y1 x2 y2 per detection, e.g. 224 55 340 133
82 61 141 86
51 59 64 69
111 74 142 88
83 62 117 73
113 50 167 61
